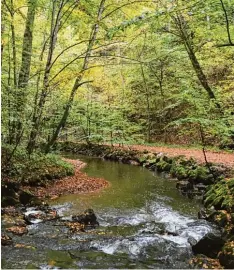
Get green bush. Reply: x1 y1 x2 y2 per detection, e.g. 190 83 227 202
2 144 74 186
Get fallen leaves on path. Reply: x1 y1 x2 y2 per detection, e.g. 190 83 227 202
121 145 234 168
25 159 109 199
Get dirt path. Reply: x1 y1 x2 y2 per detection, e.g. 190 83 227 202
26 159 109 199
122 144 234 168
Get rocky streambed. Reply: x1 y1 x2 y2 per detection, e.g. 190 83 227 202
1 155 229 269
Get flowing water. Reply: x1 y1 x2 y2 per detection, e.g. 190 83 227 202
1 156 216 269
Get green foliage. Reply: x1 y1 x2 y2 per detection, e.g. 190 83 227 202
156 159 172 172
205 178 234 211
2 144 74 185
2 0 234 151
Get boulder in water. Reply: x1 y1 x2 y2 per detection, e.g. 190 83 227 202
176 180 193 192
192 231 225 258
24 208 59 224
72 209 99 227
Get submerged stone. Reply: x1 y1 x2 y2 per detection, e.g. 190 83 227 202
72 209 99 227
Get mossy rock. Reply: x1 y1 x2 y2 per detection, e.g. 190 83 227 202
204 178 234 211
144 158 157 169
161 156 173 164
170 164 189 180
156 159 171 172
188 166 214 185
148 158 157 165
138 156 147 164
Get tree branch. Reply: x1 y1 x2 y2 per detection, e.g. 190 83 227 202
219 0 234 46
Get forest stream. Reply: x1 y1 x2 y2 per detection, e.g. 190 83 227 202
1 156 218 269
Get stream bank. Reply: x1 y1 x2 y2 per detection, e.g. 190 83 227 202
56 141 234 268
1 155 223 269
24 158 109 199
2 142 233 268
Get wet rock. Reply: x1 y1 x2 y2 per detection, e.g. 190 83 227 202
6 226 28 236
144 159 157 169
24 210 46 224
1 234 13 246
24 208 59 224
176 180 193 192
195 183 207 192
187 189 204 199
192 231 225 258
158 229 179 236
198 209 209 219
72 209 99 227
128 160 140 166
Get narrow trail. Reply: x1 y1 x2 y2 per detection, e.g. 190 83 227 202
120 144 234 168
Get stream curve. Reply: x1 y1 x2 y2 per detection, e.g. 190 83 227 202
2 156 217 269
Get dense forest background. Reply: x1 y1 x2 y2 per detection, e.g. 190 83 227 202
2 0 234 153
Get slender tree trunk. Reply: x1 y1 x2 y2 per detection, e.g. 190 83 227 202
45 0 106 153
18 0 37 88
27 0 64 154
15 0 37 143
174 15 219 104
140 64 151 143
4 0 18 143
11 23 17 88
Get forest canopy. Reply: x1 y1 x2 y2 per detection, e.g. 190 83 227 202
2 0 234 153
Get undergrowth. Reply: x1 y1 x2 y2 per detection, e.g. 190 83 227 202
1 144 74 186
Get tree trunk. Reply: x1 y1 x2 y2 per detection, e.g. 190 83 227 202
45 0 106 153
18 0 37 88
27 0 64 154
140 63 151 143
173 15 219 104
15 0 37 143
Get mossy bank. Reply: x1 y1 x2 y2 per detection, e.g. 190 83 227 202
1 145 74 207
